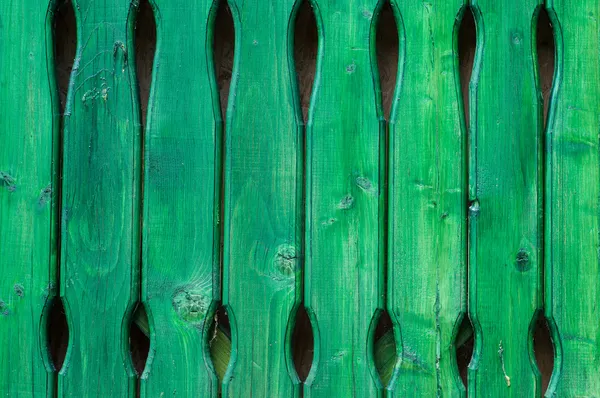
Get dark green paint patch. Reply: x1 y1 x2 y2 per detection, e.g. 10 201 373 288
0 301 9 316
515 249 531 272
0 171 16 192
13 284 24 297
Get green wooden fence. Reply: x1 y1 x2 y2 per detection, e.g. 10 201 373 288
1 0 599 396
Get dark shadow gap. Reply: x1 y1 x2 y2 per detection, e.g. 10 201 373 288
50 0 75 376
533 315 554 394
456 6 476 388
534 7 555 393
211 305 232 385
212 3 234 391
458 6 476 128
130 305 150 376
135 0 156 128
294 1 318 124
376 2 399 121
374 310 395 387
47 298 69 371
455 315 474 389
214 2 235 119
53 0 76 114
291 306 313 382
537 7 555 125
293 2 317 388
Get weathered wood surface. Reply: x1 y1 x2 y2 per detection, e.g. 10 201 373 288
140 0 221 397
304 0 385 396
468 1 543 396
545 1 600 395
0 1 59 396
387 1 467 396
222 0 304 396
59 0 141 396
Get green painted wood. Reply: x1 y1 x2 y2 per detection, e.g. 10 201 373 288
58 1 141 396
386 1 467 396
140 0 221 396
304 1 385 396
0 1 59 396
468 1 543 396
545 1 600 395
222 0 303 396
133 306 414 386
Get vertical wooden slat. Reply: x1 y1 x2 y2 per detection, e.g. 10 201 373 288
0 1 59 396
59 1 141 396
222 0 303 396
140 0 221 396
304 1 385 396
468 1 543 396
386 1 467 396
545 1 600 395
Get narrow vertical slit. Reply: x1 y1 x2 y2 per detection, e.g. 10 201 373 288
129 0 156 390
50 0 76 378
290 2 318 389
457 4 476 387
535 7 556 394
373 2 398 388
213 2 235 392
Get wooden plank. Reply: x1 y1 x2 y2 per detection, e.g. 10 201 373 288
545 1 600 395
468 1 543 396
304 1 385 396
58 1 141 396
0 1 59 396
222 0 303 396
140 0 221 396
386 1 467 396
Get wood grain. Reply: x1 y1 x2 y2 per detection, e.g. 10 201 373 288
387 1 467 396
0 0 59 396
304 0 385 396
468 1 543 396
59 0 141 396
545 1 600 395
140 0 222 396
222 0 304 396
